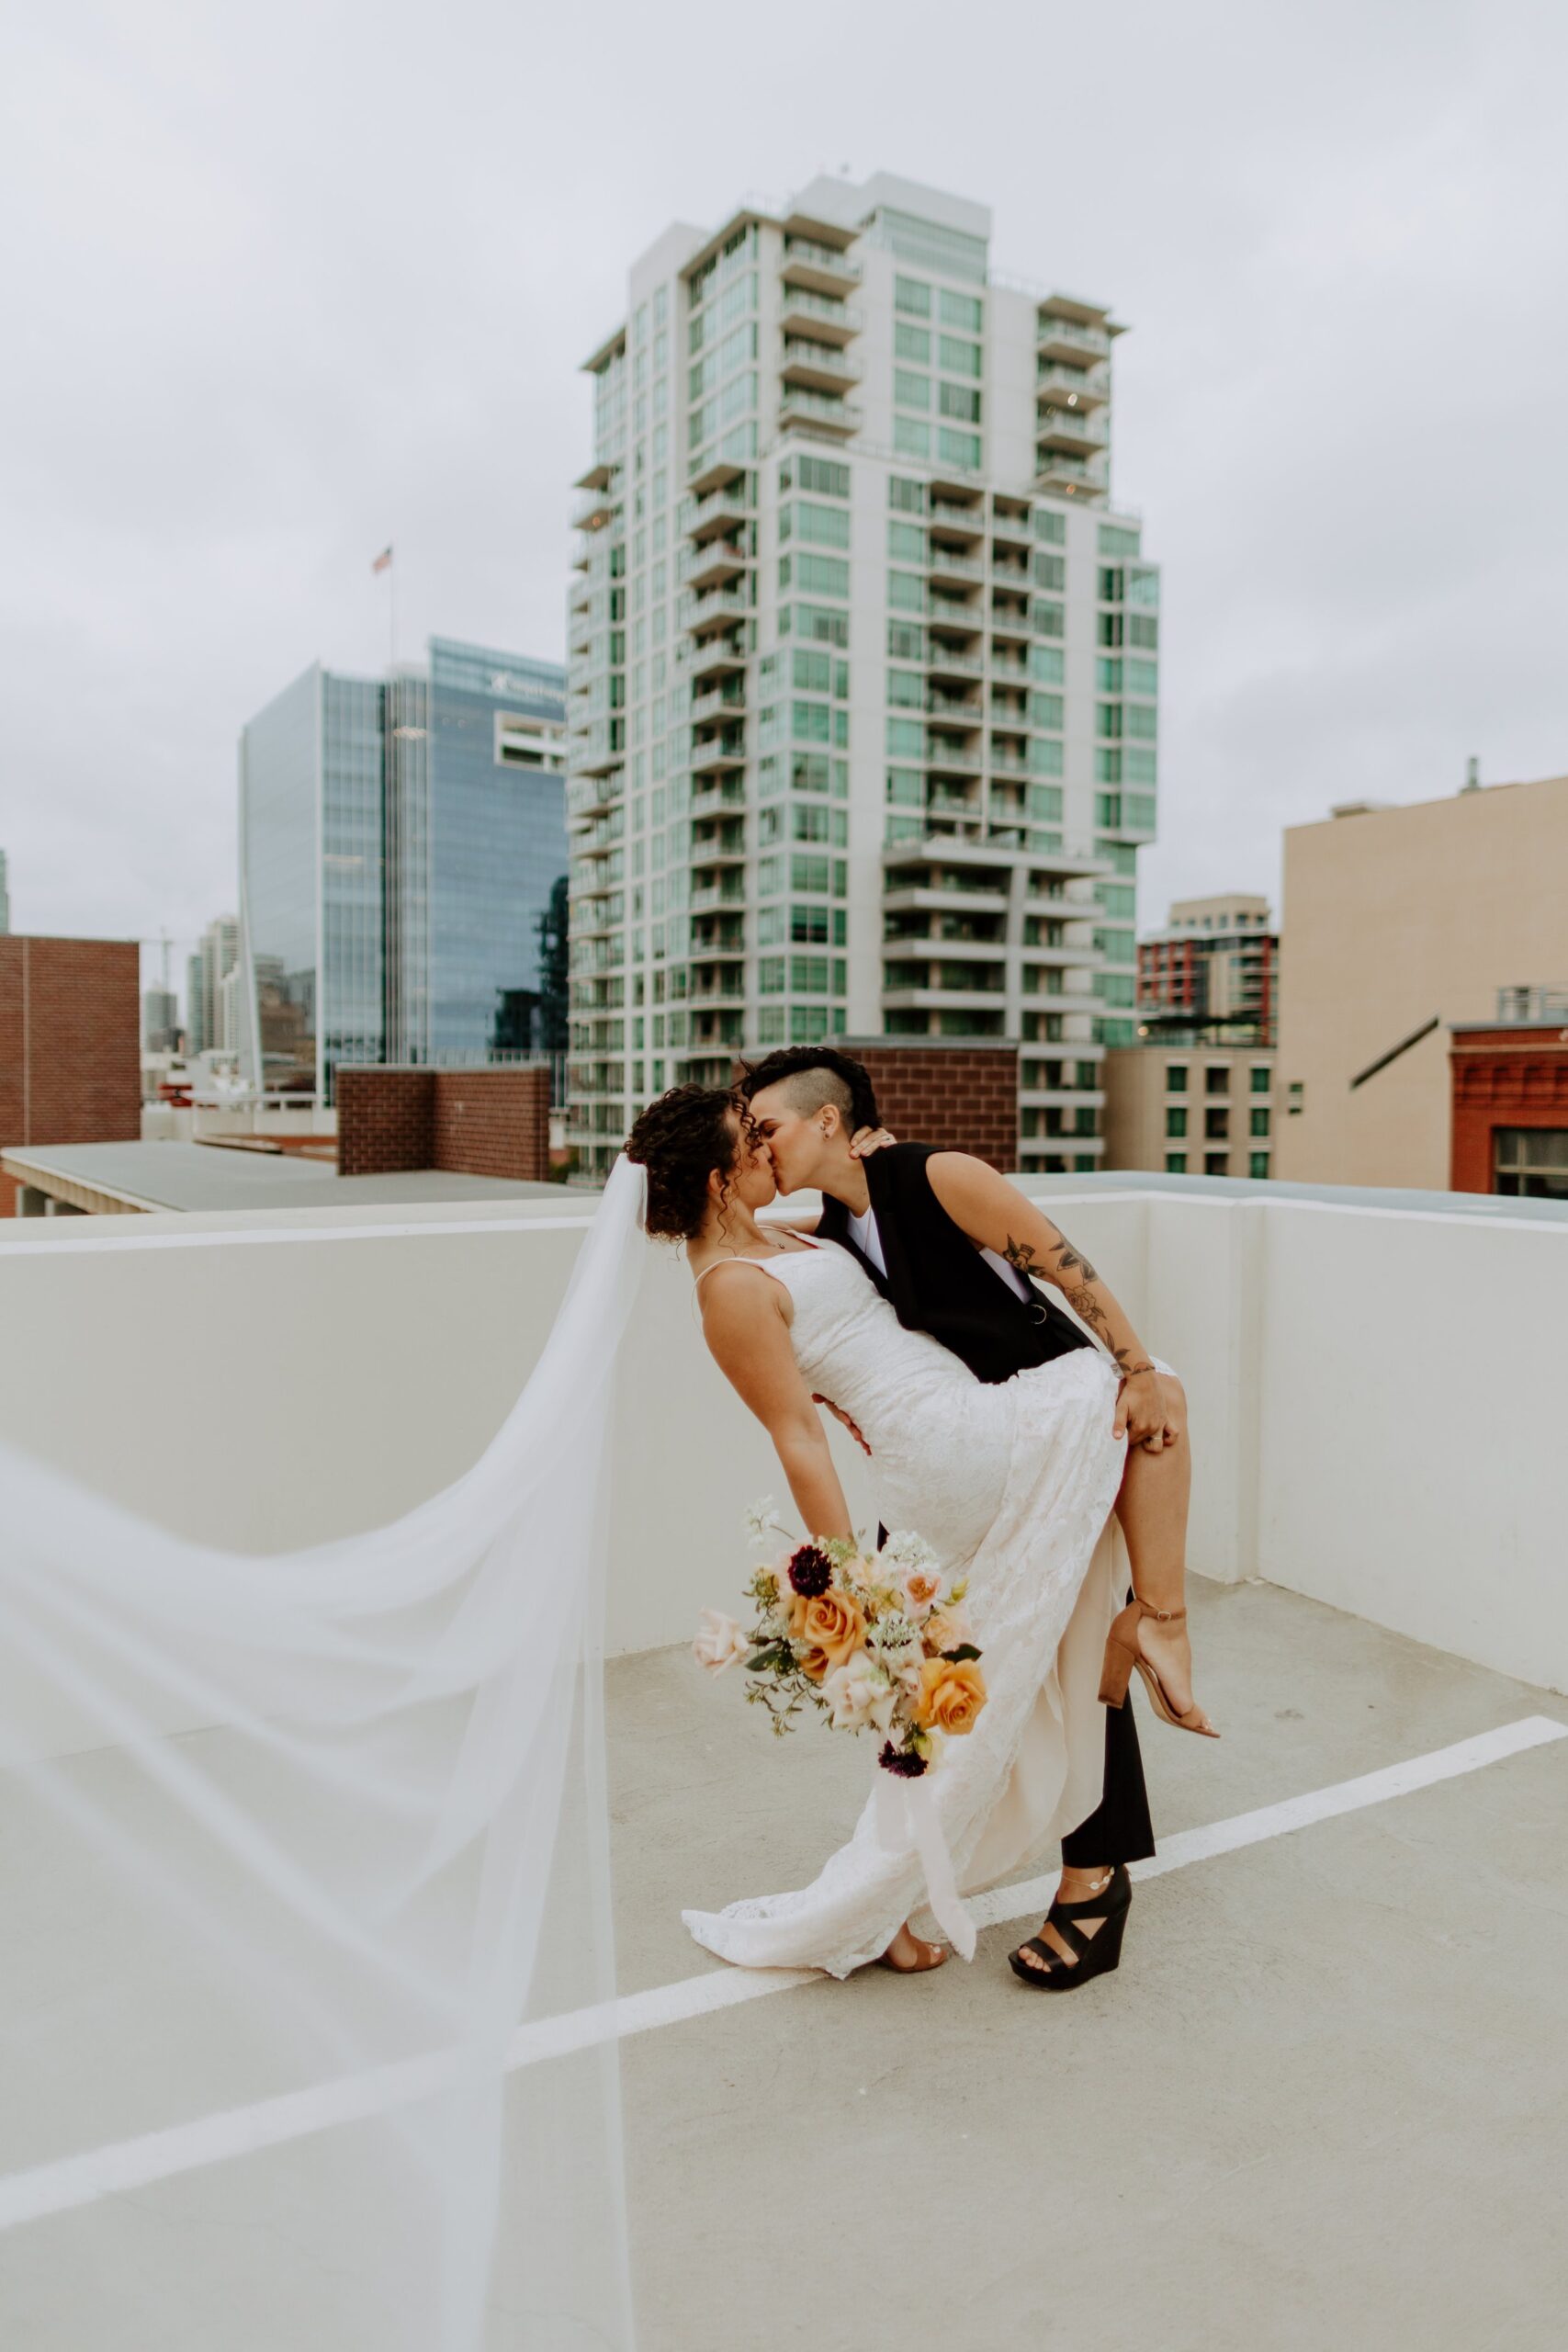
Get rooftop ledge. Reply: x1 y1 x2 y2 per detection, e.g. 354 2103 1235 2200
0 1173 1563 1737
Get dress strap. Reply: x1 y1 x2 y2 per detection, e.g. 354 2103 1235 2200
693 1244 815 1292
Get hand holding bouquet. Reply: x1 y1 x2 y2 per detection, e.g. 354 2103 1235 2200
694 1500 987 1778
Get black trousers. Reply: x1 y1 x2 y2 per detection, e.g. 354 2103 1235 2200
1060 1590 1156 1866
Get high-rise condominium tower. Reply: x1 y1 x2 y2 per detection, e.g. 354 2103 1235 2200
565 171 1159 1180
240 638 567 1099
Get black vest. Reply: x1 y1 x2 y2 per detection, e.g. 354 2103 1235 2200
816 1143 1091 1387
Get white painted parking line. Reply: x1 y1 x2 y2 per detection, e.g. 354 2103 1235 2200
0 1713 1562 2232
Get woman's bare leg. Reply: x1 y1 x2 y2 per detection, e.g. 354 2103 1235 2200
1112 1378 1213 1729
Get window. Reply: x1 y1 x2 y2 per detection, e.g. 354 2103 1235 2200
886 766 923 807
1165 1064 1189 1095
1204 1151 1229 1177
756 904 784 944
1031 692 1064 730
792 699 831 741
887 568 926 612
791 903 830 943
1033 551 1066 592
1099 566 1123 603
886 716 925 758
1166 1107 1188 1138
793 648 831 692
894 415 931 459
1494 1128 1568 1197
1126 657 1159 695
797 552 849 598
1249 1065 1271 1094
895 275 931 318
791 956 830 994
1030 643 1065 684
1098 525 1141 558
938 334 982 378
1250 1107 1271 1137
1027 784 1062 823
756 1007 785 1044
791 1005 831 1044
798 454 849 499
938 426 982 469
1165 1152 1188 1175
757 956 786 993
886 666 923 707
789 602 850 647
939 288 983 333
1248 1151 1270 1180
887 619 925 660
1205 1066 1231 1093
1030 736 1064 776
887 519 927 562
939 381 981 422
1033 508 1066 544
893 321 931 365
1097 658 1122 693
894 367 932 411
795 499 850 548
1127 704 1157 740
889 474 926 514
1098 704 1122 739
1205 1107 1229 1139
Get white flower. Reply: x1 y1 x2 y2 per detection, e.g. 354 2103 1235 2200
822 1656 897 1734
743 1496 783 1545
693 1610 751 1675
869 1611 920 1660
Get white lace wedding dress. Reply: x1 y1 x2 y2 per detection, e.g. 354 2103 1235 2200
683 1239 1160 1978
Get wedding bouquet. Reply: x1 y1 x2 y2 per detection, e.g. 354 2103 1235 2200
694 1499 988 1778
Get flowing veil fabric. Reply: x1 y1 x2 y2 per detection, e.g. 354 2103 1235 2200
0 1156 649 2348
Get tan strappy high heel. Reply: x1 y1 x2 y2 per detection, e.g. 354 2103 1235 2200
1099 1599 1220 1737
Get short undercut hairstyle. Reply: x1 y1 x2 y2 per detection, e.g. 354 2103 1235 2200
738 1046 880 1134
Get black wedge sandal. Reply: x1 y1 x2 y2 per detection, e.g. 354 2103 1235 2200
1008 1864 1132 1992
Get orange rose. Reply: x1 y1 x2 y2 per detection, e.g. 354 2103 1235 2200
925 1603 975 1656
914 1656 988 1736
789 1588 867 1681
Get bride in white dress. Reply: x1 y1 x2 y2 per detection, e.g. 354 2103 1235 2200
626 1084 1214 1985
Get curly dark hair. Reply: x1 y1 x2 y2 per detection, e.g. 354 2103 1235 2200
624 1083 745 1243
736 1046 880 1134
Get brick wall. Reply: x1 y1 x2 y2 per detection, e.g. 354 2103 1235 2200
1450 1029 1568 1193
0 938 141 1206
337 1066 550 1182
834 1038 1020 1170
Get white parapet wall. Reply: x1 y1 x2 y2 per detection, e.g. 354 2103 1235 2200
0 1180 1562 1763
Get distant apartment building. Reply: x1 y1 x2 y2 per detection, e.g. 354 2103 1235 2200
141 986 179 1053
565 171 1160 1180
1104 1039 1276 1179
239 638 568 1099
1275 772 1568 1190
186 914 239 1057
1138 893 1276 1045
0 935 141 1211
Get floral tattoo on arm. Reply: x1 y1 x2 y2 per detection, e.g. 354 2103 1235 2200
1003 1229 1147 1375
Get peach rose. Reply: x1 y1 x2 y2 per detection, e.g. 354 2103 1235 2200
914 1656 988 1736
789 1587 867 1681
925 1603 976 1656
693 1610 750 1675
900 1566 945 1615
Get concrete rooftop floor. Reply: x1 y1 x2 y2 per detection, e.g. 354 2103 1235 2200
1 1576 1564 2347
615 1575 1568 2352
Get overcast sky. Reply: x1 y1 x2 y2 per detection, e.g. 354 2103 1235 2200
4 0 1565 998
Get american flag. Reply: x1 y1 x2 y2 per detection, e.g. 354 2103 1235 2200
371 546 393 574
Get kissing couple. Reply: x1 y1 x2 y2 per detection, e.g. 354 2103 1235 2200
626 1045 1217 1990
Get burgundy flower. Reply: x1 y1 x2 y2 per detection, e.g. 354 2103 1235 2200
878 1742 929 1779
787 1544 834 1598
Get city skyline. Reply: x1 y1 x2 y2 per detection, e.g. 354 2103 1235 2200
5 2 1567 970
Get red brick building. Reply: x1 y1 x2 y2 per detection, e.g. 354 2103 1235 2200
1450 996 1568 1197
746 1038 1021 1171
337 1065 552 1183
0 936 141 1215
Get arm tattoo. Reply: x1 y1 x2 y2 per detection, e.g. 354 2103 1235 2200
1008 1227 1134 1371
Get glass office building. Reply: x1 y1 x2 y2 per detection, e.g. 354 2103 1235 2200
240 639 567 1098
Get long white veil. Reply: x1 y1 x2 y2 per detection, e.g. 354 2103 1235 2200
0 1155 649 2347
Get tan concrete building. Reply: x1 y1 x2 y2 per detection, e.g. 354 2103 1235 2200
1104 1039 1276 1178
1275 772 1568 1190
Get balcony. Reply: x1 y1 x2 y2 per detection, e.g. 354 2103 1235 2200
989 606 1032 646
1036 405 1109 456
923 742 983 777
779 339 862 393
928 500 987 543
0 1181 1563 2344
926 693 984 729
690 684 747 728
778 289 863 345
926 594 984 639
689 832 747 867
776 388 861 437
688 449 748 497
927 546 987 590
1035 451 1109 498
690 734 747 776
990 508 1033 549
680 537 751 594
924 645 986 684
689 878 747 911
779 238 862 297
683 481 752 543
689 631 748 682
572 482 620 533
1036 310 1112 364
686 587 753 639
1037 361 1111 410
